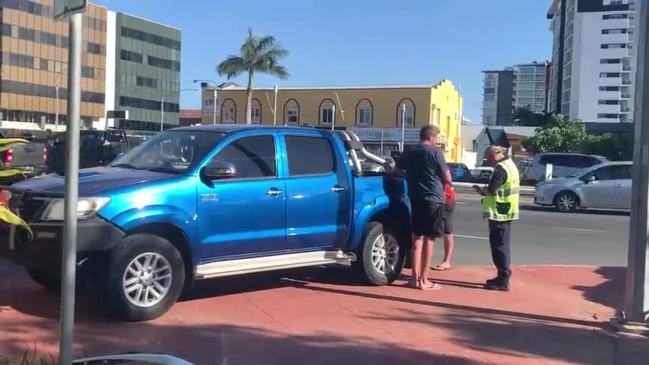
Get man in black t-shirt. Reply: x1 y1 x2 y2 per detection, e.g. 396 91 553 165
394 126 453 290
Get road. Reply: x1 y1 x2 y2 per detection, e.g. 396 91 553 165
450 194 629 267
0 194 630 270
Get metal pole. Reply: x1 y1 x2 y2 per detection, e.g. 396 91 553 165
55 86 59 126
273 85 278 126
624 0 649 325
400 103 406 152
212 88 217 125
331 104 336 131
59 11 83 365
160 96 164 131
380 129 384 157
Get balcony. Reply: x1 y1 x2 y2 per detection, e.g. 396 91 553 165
621 93 632 99
622 79 633 85
620 107 632 113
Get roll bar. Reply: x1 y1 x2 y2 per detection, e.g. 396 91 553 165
334 130 394 175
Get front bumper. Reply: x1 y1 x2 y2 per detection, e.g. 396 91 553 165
0 217 125 274
534 190 553 206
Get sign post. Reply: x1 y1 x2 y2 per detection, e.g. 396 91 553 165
55 1 86 364
619 0 649 331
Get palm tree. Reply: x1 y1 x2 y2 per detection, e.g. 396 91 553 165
217 28 290 124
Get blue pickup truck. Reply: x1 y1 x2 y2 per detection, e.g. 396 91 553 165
1 125 411 321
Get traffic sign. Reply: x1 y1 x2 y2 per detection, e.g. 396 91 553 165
54 0 87 20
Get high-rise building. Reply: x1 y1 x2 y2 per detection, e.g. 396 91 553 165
0 0 181 131
548 0 639 123
482 62 550 126
105 12 181 131
0 0 108 128
482 69 514 126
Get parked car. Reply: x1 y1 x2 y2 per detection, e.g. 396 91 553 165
45 129 129 172
448 162 471 182
534 161 631 212
1 126 410 321
524 153 608 183
0 134 46 185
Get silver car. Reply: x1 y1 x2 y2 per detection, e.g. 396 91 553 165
525 153 608 183
534 161 632 212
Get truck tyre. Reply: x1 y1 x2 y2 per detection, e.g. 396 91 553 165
353 222 406 285
27 269 60 291
105 234 185 321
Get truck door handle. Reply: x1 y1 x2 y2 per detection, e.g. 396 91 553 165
616 184 623 188
267 188 283 196
331 185 346 193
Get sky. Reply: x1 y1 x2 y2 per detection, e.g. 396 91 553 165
95 0 553 123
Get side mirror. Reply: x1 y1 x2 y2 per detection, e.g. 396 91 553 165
203 161 237 180
582 175 596 183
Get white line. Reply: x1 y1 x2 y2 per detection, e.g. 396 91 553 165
551 226 606 233
455 234 489 241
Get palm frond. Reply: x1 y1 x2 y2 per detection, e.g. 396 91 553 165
216 56 247 79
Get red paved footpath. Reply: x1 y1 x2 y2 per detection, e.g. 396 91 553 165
1 264 648 365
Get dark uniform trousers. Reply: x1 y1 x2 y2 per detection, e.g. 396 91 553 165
488 219 512 281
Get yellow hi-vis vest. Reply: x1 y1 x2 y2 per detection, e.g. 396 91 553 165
482 158 520 221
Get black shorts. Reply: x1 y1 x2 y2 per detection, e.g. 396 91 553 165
444 207 454 235
411 200 445 238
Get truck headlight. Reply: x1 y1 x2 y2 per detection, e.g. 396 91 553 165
42 197 110 221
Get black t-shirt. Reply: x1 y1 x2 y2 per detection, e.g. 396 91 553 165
397 143 448 203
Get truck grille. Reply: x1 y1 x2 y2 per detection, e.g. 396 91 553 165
9 195 48 222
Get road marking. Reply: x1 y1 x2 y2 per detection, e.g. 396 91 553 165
551 226 606 233
455 234 489 241
455 201 468 205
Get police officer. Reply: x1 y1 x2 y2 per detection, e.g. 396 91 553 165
476 145 520 291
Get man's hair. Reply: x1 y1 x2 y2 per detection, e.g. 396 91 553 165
420 125 440 141
486 145 507 156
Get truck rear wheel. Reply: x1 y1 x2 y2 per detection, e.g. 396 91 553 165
352 222 406 285
105 234 185 321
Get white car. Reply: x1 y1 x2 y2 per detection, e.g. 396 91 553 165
534 161 632 212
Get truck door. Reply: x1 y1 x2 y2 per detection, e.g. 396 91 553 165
197 133 286 260
281 133 352 251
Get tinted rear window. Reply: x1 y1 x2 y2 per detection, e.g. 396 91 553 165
285 135 335 176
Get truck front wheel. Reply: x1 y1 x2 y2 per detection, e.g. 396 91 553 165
105 234 185 321
352 222 406 285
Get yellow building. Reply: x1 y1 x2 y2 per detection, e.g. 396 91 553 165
200 80 463 162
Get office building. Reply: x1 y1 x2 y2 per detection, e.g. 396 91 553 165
482 62 550 126
548 0 639 123
200 80 464 162
482 69 514 126
0 0 107 128
105 12 181 130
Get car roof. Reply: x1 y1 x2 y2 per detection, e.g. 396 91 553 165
172 124 332 135
595 161 632 167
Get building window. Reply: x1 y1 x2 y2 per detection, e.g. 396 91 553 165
121 26 181 51
396 99 415 127
221 99 236 123
319 99 335 125
81 66 95 79
602 29 627 34
600 58 622 64
597 113 620 119
599 86 621 91
120 50 143 63
148 55 181 71
598 100 620 105
600 72 621 78
283 99 300 125
603 14 628 20
136 76 158 89
601 43 627 49
87 42 103 55
355 99 373 126
251 99 262 124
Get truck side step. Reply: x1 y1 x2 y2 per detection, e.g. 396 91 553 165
195 250 353 280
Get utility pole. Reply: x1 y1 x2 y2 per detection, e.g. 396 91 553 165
212 88 217 125
400 103 406 152
273 85 278 125
55 86 59 126
58 7 83 365
619 0 649 330
160 96 165 131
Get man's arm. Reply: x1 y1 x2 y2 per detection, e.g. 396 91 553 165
392 165 407 178
393 150 409 178
436 150 453 187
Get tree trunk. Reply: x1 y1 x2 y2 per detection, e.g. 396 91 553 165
245 70 253 124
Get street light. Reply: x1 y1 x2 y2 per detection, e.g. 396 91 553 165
193 79 218 125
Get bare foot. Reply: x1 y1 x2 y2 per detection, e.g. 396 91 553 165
420 280 442 291
433 263 452 271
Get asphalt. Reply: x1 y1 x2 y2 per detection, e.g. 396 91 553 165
0 194 630 270
450 194 629 267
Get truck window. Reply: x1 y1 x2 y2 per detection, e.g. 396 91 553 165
212 135 277 179
285 135 335 176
